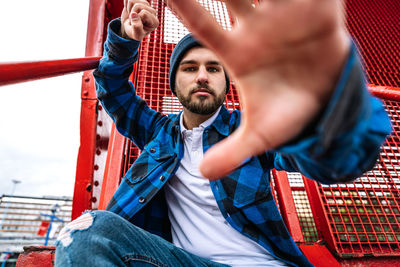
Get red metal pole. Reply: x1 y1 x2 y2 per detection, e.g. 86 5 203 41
368 85 400 102
72 0 107 219
303 178 337 251
0 57 100 87
271 169 305 243
98 125 126 210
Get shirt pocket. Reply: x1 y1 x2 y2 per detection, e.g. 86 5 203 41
144 138 175 161
124 155 164 185
124 139 175 185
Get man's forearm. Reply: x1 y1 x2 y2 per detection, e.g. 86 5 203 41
93 18 165 150
273 43 391 184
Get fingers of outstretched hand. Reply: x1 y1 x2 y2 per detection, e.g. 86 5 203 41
168 0 226 52
224 0 254 18
199 126 266 180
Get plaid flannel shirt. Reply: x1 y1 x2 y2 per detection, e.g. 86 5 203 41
93 19 391 267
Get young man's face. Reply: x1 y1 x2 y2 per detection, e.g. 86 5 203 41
175 47 227 115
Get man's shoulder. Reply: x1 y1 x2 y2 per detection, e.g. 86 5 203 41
167 113 179 120
224 108 241 126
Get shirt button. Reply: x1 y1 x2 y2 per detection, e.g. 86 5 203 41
138 197 146 204
150 148 156 153
159 175 165 182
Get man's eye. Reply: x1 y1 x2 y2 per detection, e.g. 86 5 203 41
207 67 219 73
183 67 196 72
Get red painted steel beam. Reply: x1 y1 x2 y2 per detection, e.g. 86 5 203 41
0 57 100 87
299 244 341 267
303 177 337 252
98 125 126 210
271 169 305 243
368 85 400 102
72 0 107 219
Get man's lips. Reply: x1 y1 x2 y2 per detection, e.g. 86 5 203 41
192 88 213 96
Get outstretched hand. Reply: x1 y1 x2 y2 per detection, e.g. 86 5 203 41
167 0 350 179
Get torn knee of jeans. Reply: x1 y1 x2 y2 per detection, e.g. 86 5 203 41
57 211 95 247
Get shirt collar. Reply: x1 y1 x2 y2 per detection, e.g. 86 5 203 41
180 106 222 134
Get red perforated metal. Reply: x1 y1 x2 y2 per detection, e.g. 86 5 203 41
303 0 400 257
122 0 239 171
305 121 400 256
345 0 400 87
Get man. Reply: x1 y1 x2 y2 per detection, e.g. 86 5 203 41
55 0 391 266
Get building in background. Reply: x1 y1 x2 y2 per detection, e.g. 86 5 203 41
0 195 71 265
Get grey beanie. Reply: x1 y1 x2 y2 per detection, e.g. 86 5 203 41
169 33 230 96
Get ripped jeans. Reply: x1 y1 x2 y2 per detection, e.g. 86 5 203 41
55 210 229 267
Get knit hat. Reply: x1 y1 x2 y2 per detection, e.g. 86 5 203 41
169 33 230 96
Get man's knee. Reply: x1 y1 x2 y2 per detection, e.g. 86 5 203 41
56 210 123 248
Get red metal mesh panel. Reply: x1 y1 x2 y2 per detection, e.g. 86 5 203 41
122 0 239 172
304 0 400 257
314 118 400 256
287 172 319 243
292 190 319 243
345 0 400 87
286 172 318 243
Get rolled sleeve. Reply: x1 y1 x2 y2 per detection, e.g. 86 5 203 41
274 42 392 184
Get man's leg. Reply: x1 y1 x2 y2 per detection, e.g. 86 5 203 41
55 210 228 267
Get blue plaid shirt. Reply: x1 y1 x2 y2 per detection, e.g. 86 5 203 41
93 19 391 267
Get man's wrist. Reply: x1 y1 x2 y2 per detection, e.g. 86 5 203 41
106 18 141 61
276 42 367 155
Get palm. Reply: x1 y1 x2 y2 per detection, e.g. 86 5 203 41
168 0 350 179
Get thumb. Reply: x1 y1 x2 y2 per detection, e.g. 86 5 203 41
199 126 266 180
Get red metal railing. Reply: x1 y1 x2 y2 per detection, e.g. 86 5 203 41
0 57 101 87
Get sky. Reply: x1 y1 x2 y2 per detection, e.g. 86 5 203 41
0 0 90 197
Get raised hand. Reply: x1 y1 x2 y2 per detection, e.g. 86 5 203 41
167 0 351 179
121 0 159 41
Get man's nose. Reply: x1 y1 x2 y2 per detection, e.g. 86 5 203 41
196 66 209 84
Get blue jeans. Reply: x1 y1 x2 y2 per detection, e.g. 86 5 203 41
55 210 229 267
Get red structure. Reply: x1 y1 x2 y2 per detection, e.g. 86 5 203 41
0 0 399 266
16 247 55 267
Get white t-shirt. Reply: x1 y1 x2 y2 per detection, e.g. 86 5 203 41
164 108 288 266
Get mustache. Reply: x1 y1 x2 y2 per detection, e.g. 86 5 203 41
189 84 215 96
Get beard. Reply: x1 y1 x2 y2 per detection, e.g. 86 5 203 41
176 84 226 115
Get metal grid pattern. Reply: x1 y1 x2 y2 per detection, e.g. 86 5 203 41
305 0 400 257
287 172 319 243
314 100 400 256
345 0 400 87
287 172 304 187
122 0 239 172
292 189 319 243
